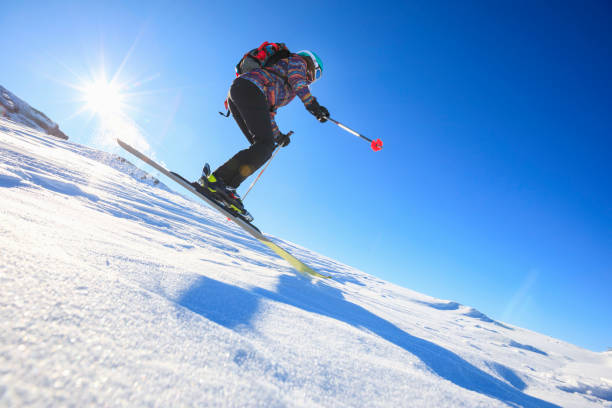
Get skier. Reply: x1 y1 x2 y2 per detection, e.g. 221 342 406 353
195 47 329 218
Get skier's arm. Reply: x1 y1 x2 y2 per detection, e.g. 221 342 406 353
269 111 281 139
287 57 329 122
287 58 315 106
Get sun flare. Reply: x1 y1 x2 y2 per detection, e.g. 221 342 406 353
66 47 166 155
83 80 124 116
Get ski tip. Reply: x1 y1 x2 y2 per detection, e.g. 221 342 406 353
117 138 130 150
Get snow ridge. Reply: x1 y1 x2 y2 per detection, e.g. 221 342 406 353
1 119 611 407
1 85 68 140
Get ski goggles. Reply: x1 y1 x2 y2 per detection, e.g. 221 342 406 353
313 65 322 81
309 55 322 82
298 50 323 82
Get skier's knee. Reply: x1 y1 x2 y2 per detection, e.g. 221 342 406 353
254 140 275 157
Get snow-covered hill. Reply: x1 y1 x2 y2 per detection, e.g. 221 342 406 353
1 117 611 407
1 86 68 140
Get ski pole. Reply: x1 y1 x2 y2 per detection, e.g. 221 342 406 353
326 117 383 152
242 131 292 200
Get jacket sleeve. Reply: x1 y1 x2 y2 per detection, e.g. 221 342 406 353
287 57 315 107
269 111 281 140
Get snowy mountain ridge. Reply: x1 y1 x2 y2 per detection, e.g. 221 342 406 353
0 85 68 140
1 117 611 407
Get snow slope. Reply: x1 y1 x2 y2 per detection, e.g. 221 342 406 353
1 117 610 407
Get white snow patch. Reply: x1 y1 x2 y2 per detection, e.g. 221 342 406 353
1 117 611 407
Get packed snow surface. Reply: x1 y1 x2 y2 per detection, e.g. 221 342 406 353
1 117 611 407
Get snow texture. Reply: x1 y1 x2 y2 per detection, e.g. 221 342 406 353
1 117 611 407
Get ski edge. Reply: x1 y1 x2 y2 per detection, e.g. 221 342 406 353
116 138 331 280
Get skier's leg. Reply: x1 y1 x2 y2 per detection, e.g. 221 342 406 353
228 98 254 145
214 78 275 188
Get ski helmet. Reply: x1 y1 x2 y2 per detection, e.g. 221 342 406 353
296 50 323 82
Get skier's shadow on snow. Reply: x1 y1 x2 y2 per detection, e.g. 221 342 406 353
178 274 559 408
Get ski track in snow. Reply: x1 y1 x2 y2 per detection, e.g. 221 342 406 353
1 117 611 407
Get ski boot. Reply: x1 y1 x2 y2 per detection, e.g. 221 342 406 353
193 164 254 222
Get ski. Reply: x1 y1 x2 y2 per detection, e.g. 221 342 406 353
116 139 331 279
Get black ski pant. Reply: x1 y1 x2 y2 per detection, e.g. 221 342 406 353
214 77 275 188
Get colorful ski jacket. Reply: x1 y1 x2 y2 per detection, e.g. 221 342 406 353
239 54 314 138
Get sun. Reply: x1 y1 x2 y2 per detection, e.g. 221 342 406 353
83 79 125 116
63 44 172 153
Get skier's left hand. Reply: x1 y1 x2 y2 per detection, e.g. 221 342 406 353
275 131 293 148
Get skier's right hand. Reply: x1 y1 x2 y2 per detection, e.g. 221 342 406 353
306 98 329 123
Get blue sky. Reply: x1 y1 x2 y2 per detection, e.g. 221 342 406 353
1 1 610 351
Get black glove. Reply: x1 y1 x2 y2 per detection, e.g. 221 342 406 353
275 130 293 147
306 98 329 123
